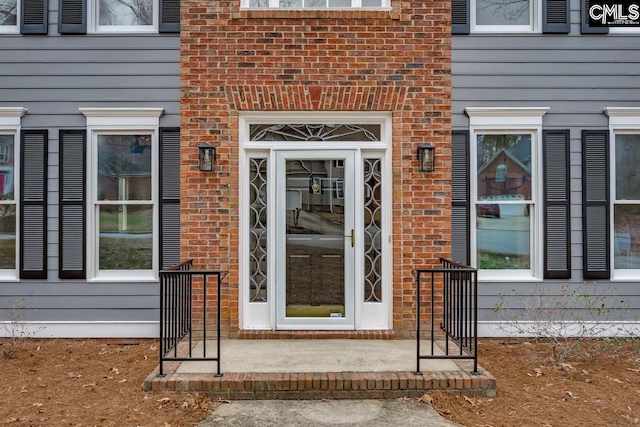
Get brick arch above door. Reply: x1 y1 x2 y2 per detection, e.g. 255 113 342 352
225 85 409 112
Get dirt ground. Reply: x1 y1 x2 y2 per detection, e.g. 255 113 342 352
1 338 639 427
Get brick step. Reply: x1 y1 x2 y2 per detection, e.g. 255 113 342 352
142 368 496 399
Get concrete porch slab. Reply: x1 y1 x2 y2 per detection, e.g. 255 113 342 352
178 340 460 373
143 339 497 399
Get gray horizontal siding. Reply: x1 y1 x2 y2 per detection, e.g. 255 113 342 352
453 0 640 325
0 12 179 325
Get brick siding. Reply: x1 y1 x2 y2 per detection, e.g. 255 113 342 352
180 0 452 337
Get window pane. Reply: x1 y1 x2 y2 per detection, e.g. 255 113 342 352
98 134 152 201
362 0 382 5
250 0 269 5
614 204 640 269
99 204 153 270
0 204 16 269
99 0 153 26
0 0 17 26
615 134 640 201
0 135 15 200
477 134 532 201
329 0 350 6
476 0 530 25
476 203 530 269
280 0 303 6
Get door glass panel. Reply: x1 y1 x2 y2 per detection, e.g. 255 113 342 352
249 158 268 301
285 159 346 318
363 158 382 302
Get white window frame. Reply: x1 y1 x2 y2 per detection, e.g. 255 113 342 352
466 107 548 281
0 108 26 281
242 0 391 8
605 107 640 281
238 111 393 331
471 0 541 33
80 107 163 281
0 0 19 34
88 0 159 33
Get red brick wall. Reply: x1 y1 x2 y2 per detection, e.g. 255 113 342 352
180 0 452 338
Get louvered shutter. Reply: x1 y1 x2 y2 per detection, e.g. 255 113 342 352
452 0 470 35
58 0 86 34
59 130 86 279
21 0 48 34
582 130 609 279
543 0 570 33
159 128 180 269
582 0 609 34
20 131 48 279
159 0 180 33
451 130 470 265
543 130 571 279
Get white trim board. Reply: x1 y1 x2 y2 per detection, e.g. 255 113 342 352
0 321 159 338
478 321 640 338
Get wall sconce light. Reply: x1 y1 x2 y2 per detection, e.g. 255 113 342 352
198 143 216 172
417 143 435 173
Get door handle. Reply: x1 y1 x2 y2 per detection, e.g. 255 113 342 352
345 229 354 248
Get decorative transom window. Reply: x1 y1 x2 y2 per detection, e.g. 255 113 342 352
80 108 163 280
245 0 388 7
467 107 548 280
0 0 18 33
89 0 158 33
472 0 540 32
605 108 640 279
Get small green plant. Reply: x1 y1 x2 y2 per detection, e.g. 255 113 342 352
492 284 639 363
0 298 43 358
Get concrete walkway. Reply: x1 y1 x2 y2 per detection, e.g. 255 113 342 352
199 399 464 427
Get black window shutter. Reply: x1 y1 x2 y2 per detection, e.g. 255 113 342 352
451 130 470 265
543 0 570 33
159 0 180 33
21 0 48 34
582 0 609 34
452 0 470 35
582 130 609 280
543 130 571 279
59 130 86 279
58 0 86 34
159 128 181 269
20 130 48 279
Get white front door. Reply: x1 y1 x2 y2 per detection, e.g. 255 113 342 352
275 151 356 329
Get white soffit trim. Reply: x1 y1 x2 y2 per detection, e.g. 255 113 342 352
465 107 550 127
79 108 165 128
0 107 27 127
604 107 640 127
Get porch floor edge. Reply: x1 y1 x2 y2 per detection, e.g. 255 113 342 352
142 368 497 399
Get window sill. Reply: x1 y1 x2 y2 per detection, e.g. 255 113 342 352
87 277 159 283
478 272 543 282
234 8 396 20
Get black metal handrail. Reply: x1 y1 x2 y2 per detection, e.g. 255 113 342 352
413 257 479 375
159 259 225 377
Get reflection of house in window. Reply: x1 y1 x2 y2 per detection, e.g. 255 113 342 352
478 138 532 199
0 143 9 163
